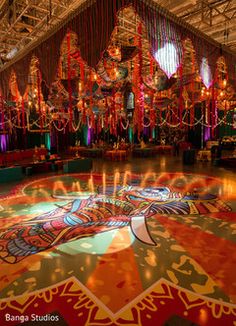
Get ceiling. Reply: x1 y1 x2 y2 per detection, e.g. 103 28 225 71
0 0 87 67
0 0 235 69
155 0 236 52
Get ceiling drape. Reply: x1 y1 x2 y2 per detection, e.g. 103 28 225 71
0 0 235 99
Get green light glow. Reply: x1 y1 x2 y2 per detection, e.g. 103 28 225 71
45 133 51 150
128 127 133 143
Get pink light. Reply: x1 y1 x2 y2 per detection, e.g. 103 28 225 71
200 58 212 89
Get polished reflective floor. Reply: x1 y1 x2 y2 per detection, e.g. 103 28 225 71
0 156 236 325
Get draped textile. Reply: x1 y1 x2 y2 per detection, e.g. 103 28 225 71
0 0 235 99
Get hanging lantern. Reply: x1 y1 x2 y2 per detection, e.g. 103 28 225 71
107 44 121 61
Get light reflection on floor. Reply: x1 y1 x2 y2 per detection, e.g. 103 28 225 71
0 159 236 325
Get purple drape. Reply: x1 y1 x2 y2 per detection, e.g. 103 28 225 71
0 135 8 152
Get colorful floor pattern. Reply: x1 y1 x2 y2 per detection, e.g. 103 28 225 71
0 172 236 325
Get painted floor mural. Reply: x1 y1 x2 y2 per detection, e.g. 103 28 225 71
0 172 236 325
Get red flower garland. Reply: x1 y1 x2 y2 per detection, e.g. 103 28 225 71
150 91 156 136
67 31 73 131
105 97 109 129
190 52 195 128
22 97 26 134
0 95 4 132
37 68 43 132
211 82 215 138
138 22 144 136
178 62 183 128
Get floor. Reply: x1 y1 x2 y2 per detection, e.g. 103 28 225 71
0 155 236 325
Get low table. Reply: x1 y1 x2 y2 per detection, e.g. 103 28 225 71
153 145 173 154
105 150 128 161
63 158 93 173
33 161 52 173
0 166 24 183
82 148 104 158
132 148 154 157
197 150 211 161
220 157 236 168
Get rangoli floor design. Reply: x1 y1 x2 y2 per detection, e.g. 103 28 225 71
0 172 236 325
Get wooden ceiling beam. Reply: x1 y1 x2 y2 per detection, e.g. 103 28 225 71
30 4 50 13
179 0 230 19
22 13 43 22
0 3 31 42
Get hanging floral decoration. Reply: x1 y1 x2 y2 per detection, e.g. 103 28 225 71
67 31 73 131
135 21 144 136
0 3 234 146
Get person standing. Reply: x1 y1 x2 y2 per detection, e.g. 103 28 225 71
173 136 179 156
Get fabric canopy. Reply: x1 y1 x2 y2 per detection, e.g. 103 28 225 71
0 0 235 98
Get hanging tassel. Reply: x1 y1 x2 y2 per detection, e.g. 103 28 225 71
159 108 162 126
9 104 12 134
149 53 154 77
37 68 43 132
15 91 20 128
190 105 194 128
211 83 215 138
79 59 85 98
67 31 73 131
168 106 172 126
190 53 195 128
82 98 86 125
0 96 4 132
104 98 108 130
171 105 176 126
138 22 144 136
97 116 102 134
224 100 227 127
89 68 94 133
91 112 95 130
22 97 26 134
169 105 172 125
89 68 93 108
132 58 138 133
178 62 183 128
150 91 155 138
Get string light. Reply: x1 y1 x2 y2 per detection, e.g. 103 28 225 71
121 121 129 130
